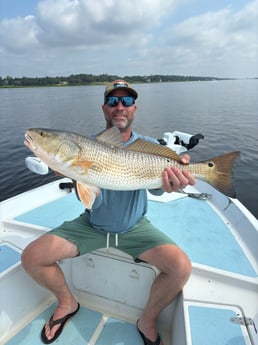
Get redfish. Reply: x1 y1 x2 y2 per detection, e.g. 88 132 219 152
24 127 240 208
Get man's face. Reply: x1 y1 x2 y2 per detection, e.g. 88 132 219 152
102 89 137 131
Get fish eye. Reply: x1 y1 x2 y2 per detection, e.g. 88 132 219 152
208 162 214 167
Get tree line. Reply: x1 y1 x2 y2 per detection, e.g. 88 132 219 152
0 73 227 87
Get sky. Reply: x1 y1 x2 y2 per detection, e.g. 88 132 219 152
0 0 257 78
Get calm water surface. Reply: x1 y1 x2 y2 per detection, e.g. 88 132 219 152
0 80 257 218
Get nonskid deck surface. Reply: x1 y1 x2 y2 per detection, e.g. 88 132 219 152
147 198 257 277
0 244 20 274
5 302 249 345
14 192 84 229
12 193 257 277
6 303 144 345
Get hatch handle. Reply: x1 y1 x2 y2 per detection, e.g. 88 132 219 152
230 316 257 333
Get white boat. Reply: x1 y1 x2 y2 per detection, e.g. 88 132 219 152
1 131 257 345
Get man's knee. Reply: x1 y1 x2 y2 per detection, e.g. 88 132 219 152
21 234 54 271
22 234 79 271
21 240 39 272
174 248 192 283
140 244 191 281
168 244 191 273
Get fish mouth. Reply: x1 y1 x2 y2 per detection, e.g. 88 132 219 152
24 133 37 151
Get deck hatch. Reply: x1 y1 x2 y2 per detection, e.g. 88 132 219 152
187 304 252 345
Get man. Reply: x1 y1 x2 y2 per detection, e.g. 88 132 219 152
22 80 195 345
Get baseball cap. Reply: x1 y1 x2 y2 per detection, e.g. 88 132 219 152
104 79 138 100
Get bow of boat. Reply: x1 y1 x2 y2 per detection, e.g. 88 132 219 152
0 178 257 344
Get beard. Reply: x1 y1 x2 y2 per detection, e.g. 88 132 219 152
111 115 132 130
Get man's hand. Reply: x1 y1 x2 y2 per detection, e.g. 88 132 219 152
162 154 195 193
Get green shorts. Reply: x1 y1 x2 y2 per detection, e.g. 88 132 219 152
49 212 176 260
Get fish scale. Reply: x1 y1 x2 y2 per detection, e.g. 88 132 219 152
81 143 163 190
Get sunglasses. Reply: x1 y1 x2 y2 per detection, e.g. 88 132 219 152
105 96 135 107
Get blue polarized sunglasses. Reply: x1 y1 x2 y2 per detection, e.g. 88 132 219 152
105 96 135 107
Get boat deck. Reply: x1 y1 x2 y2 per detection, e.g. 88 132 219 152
1 186 257 345
10 192 257 277
6 303 144 345
5 302 248 345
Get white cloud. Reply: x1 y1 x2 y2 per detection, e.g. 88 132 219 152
156 1 258 77
0 0 177 50
0 0 257 77
0 15 39 53
0 0 178 76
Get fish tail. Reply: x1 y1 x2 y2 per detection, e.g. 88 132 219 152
201 151 240 197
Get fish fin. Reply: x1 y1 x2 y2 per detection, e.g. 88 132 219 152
96 127 124 148
76 182 100 209
202 151 240 197
127 139 181 161
70 160 94 173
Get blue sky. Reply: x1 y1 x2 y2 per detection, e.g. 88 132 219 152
0 0 257 78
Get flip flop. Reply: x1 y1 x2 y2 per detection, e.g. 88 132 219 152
137 320 161 345
41 303 80 344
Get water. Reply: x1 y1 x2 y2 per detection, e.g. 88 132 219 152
0 80 257 218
